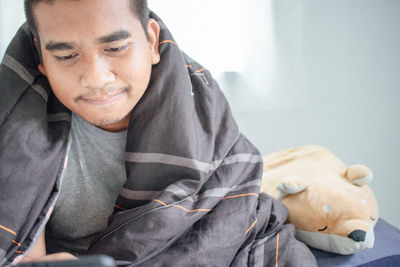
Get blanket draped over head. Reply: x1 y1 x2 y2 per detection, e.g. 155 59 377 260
0 12 316 266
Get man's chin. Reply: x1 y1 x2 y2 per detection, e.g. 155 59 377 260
95 117 125 126
90 112 132 132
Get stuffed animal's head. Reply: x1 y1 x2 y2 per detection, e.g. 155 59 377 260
261 146 379 255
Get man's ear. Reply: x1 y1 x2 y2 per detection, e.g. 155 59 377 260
38 63 47 77
146 19 160 65
34 37 47 77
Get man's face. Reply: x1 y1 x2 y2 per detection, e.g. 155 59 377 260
34 0 160 131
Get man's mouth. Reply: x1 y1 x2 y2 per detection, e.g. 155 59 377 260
83 92 125 105
78 88 129 105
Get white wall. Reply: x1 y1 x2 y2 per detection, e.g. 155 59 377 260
1 0 399 229
0 0 25 61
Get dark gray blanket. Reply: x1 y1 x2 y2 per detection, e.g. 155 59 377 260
0 12 316 266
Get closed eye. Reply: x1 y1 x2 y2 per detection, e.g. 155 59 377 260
105 44 130 54
370 216 376 221
55 54 78 61
318 226 328 231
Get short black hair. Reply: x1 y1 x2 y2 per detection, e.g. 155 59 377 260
24 0 149 38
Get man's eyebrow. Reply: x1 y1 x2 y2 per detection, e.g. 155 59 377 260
97 30 132 43
45 41 77 51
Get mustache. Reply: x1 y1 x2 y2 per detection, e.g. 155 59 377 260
75 86 130 102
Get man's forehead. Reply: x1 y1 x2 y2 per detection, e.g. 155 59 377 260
33 0 141 42
32 0 131 14
33 0 136 29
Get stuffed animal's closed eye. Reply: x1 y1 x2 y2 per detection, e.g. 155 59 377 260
261 146 379 255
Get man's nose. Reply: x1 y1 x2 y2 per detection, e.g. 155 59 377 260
80 56 115 89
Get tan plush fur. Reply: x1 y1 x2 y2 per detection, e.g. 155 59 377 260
261 145 378 252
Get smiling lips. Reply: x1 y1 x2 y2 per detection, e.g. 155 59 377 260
82 90 126 105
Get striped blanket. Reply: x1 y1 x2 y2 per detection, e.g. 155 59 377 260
0 12 316 266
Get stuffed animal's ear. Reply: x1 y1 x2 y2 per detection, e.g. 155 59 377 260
276 175 308 200
344 164 373 186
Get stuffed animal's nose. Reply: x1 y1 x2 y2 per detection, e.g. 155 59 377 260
348 230 366 242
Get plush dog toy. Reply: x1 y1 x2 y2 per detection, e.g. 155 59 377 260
261 145 379 255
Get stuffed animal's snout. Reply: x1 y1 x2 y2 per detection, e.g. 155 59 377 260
348 229 366 242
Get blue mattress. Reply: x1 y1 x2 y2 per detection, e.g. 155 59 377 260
311 219 400 266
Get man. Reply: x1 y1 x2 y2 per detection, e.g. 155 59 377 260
0 0 317 265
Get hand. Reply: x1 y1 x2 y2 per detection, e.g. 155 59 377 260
24 252 78 262
18 228 78 264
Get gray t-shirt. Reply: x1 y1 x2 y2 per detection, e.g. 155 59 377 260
45 113 127 255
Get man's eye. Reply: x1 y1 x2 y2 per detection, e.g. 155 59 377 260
55 54 78 61
105 45 129 54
